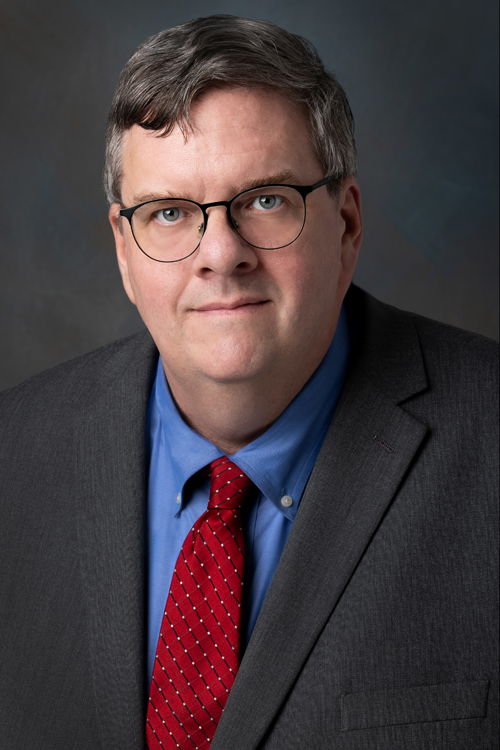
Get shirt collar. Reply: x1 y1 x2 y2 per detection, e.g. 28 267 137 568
151 305 350 520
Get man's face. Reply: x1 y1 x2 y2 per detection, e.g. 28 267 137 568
110 87 361 397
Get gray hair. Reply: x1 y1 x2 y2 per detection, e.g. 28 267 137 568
104 15 357 205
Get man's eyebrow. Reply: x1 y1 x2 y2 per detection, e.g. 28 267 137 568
238 170 298 191
130 190 184 205
129 171 300 206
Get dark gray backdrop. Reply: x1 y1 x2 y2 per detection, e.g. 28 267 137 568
0 0 498 391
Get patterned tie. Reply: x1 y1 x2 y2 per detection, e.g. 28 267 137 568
146 456 253 749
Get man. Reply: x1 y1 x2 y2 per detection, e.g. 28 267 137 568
0 15 497 750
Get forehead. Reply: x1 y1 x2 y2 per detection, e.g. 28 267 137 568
120 88 323 203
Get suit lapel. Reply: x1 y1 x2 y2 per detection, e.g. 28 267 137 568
74 332 158 750
212 287 429 750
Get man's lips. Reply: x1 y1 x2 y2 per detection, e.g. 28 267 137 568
193 298 269 312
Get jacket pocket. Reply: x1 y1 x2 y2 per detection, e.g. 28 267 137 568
340 680 489 731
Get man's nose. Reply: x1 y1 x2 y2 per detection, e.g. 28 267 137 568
192 205 259 276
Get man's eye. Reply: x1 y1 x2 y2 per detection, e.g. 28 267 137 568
251 194 283 210
154 207 185 223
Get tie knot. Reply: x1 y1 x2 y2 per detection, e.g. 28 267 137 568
208 456 253 510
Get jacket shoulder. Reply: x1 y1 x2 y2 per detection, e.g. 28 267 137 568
410 307 498 364
0 330 157 427
403 306 498 403
349 285 498 377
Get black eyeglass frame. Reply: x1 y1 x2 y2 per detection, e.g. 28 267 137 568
119 173 341 263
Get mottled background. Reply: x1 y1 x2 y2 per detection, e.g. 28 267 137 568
0 0 498 390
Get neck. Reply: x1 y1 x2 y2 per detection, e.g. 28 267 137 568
164 371 297 455
163 348 335 455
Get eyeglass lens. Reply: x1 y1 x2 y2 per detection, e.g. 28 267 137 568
129 186 306 262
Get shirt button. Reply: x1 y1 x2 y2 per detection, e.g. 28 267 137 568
176 493 182 504
280 495 293 508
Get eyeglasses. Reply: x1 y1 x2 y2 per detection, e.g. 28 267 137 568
119 174 340 263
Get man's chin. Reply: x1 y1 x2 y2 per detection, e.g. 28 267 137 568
188 347 274 387
193 363 266 387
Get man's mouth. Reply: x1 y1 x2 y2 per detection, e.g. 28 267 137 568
194 298 269 313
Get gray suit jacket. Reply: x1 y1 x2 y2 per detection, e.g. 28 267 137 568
0 286 498 749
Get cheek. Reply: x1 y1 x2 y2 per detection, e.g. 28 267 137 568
125 255 183 331
272 238 341 322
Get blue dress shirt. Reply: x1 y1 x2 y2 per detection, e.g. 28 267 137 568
146 306 350 686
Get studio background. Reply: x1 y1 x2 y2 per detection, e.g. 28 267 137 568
0 0 498 391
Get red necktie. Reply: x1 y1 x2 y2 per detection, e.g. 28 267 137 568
146 456 253 749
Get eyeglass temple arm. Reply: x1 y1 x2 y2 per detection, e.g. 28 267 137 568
119 206 135 222
293 173 342 198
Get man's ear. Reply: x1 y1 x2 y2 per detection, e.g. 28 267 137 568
109 203 137 306
338 176 363 288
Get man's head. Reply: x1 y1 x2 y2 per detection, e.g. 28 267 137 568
104 15 357 206
107 16 362 451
